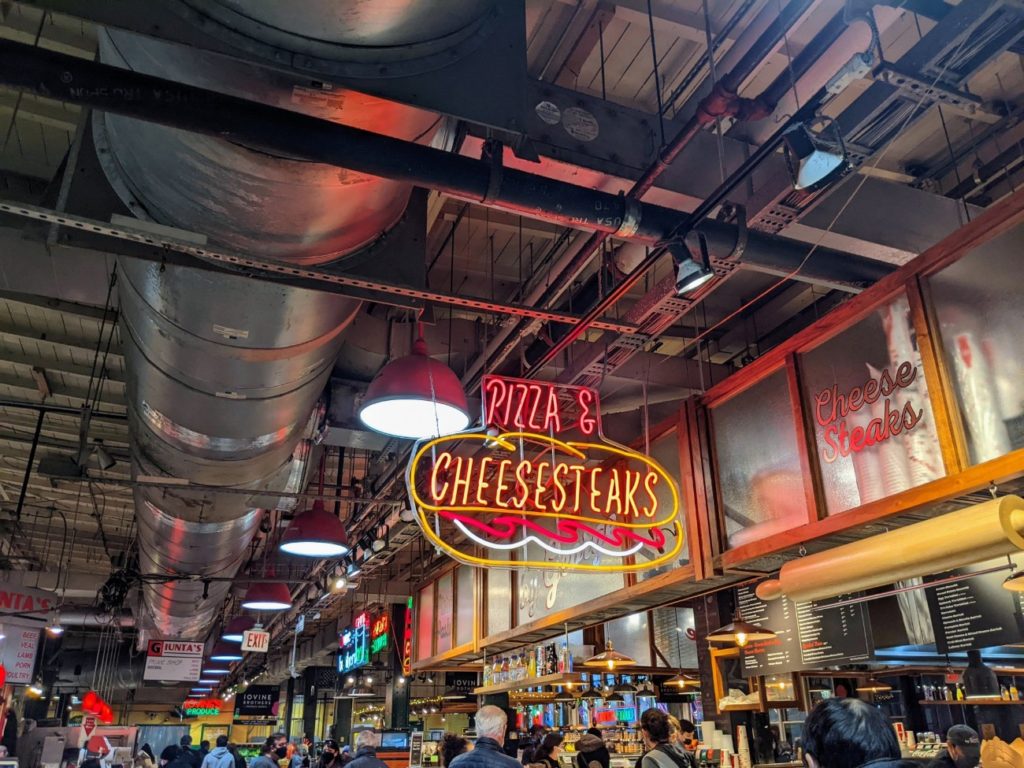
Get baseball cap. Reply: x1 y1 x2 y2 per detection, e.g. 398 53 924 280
947 725 981 748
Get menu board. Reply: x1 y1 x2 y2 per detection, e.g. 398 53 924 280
738 584 873 675
737 585 800 675
924 558 1024 653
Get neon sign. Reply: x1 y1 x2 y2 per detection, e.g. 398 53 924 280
183 698 223 716
371 613 390 655
338 611 370 673
813 361 924 463
406 375 683 572
402 598 413 676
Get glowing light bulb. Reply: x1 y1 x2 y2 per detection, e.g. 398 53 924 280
607 660 615 670
735 632 748 647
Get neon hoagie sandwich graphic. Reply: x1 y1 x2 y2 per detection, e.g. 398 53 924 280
405 376 684 571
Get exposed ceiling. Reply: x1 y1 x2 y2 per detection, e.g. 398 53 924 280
0 0 1023 698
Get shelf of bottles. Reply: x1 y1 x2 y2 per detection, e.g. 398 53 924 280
476 640 576 693
915 676 1024 705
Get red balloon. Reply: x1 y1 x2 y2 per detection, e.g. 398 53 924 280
83 691 99 713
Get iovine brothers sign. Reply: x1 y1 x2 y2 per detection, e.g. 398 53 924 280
406 375 682 571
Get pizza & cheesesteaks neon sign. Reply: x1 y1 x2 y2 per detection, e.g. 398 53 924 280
407 375 683 571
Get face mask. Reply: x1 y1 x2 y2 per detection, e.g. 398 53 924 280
324 754 337 760
276 748 288 759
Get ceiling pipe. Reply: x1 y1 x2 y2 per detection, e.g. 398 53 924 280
0 39 692 248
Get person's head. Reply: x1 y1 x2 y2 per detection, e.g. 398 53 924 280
474 706 509 745
535 734 563 762
439 734 470 768
677 719 696 749
586 729 602 739
143 744 155 760
262 738 279 757
273 734 289 759
355 731 379 752
216 737 229 749
640 709 671 749
181 737 193 749
161 746 180 766
946 726 980 768
201 741 210 752
322 740 339 762
529 725 545 738
803 698 900 768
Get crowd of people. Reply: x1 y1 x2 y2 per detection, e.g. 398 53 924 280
133 697 985 768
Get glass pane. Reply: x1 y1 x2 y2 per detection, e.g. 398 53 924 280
456 565 474 647
927 223 1024 463
604 612 652 666
436 571 454 654
636 430 689 580
416 584 434 661
801 294 943 514
651 606 698 668
712 370 809 547
486 555 512 637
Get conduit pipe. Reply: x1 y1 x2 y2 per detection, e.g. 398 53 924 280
756 495 1024 603
31 0 497 638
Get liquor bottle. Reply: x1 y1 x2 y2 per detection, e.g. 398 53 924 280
956 684 965 701
502 656 510 682
492 657 502 684
565 642 573 673
528 649 537 678
1010 681 1019 700
1000 685 1010 701
558 644 567 673
483 660 492 686
538 645 547 676
943 685 953 702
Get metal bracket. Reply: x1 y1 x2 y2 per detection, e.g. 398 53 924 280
874 64 1001 122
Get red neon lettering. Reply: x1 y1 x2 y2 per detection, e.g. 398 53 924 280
484 377 507 428
577 389 597 435
355 612 369 629
527 384 544 430
512 384 530 428
544 387 562 433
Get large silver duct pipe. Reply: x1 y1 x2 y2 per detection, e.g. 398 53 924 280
97 1 496 638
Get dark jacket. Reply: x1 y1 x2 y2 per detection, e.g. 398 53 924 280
449 738 521 768
575 735 610 768
168 755 196 768
233 753 247 768
926 753 957 768
183 749 203 768
346 747 387 768
640 745 696 768
859 760 921 768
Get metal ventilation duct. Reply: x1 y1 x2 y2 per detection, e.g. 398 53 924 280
97 0 496 638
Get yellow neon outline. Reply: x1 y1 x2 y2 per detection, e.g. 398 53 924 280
406 430 685 572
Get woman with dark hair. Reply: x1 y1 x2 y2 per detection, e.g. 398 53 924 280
575 729 609 768
439 734 470 768
530 734 563 768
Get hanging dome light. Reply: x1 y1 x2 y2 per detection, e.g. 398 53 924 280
666 673 700 689
552 688 576 703
221 615 256 642
279 499 350 557
209 642 244 662
858 678 892 694
707 618 775 648
358 334 470 440
604 691 625 703
583 641 636 670
613 679 637 693
579 685 603 700
241 581 293 611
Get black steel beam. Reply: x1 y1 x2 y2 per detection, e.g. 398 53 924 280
0 39 686 245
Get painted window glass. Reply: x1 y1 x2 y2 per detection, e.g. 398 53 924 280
416 583 434 661
486 553 512 637
435 571 454 654
456 565 474 647
712 370 809 547
635 429 690 580
800 294 943 514
604 611 652 666
927 224 1024 464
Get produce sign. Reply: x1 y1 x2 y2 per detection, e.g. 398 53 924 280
338 611 370 673
371 613 389 655
407 374 682 571
183 698 223 716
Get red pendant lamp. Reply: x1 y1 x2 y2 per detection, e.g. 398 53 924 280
358 331 470 440
241 581 293 611
279 499 350 557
